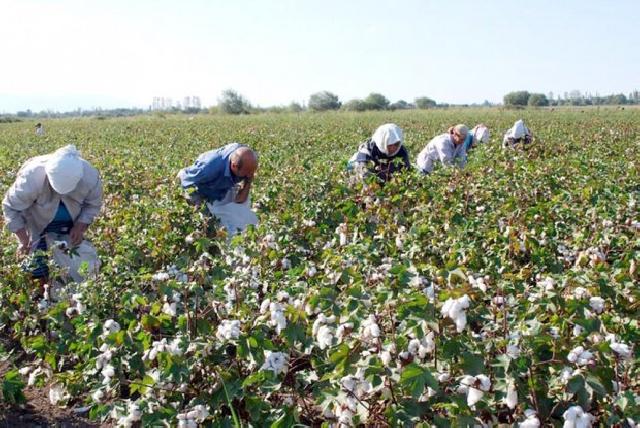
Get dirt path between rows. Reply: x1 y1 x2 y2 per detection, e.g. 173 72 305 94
1 339 101 428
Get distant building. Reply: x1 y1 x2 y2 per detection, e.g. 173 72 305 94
152 95 202 111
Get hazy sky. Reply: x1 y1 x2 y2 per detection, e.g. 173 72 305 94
1 0 638 112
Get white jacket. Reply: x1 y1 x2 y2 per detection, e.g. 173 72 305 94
2 154 103 240
416 133 467 174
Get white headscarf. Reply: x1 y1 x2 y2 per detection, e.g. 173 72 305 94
372 123 403 155
509 120 527 139
473 125 490 143
45 145 84 194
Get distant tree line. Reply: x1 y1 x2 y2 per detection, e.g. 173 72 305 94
215 89 452 115
3 88 637 121
504 90 640 107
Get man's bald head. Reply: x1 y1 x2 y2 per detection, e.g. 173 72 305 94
230 146 258 179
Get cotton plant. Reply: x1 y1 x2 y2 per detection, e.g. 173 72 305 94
260 351 288 375
312 313 336 349
457 374 491 407
260 299 287 334
519 409 541 428
177 404 209 428
48 383 70 406
562 405 595 427
441 294 471 333
567 346 595 366
216 319 241 341
359 314 381 343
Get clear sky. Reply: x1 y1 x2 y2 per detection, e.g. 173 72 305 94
0 0 638 113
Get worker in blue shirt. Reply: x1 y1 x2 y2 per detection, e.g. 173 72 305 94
178 143 259 237
178 143 258 205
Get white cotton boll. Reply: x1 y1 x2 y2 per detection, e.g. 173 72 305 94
102 364 115 379
276 291 290 302
395 235 404 249
337 406 354 426
476 374 491 391
216 320 241 341
567 346 593 366
573 325 584 337
610 342 632 359
408 339 421 355
306 265 317 277
441 295 470 333
505 381 518 409
162 302 177 317
92 388 105 403
437 372 450 383
380 350 392 367
76 301 86 314
520 409 541 428
18 366 32 376
467 387 484 406
563 405 594 428
589 297 605 314
260 351 288 375
128 403 142 421
103 319 121 335
152 272 170 281
260 299 270 314
281 258 291 270
573 287 590 300
453 312 467 333
49 384 68 405
506 343 521 359
65 307 77 318
316 325 334 350
27 368 43 386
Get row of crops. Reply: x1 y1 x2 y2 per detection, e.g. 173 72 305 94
0 109 638 426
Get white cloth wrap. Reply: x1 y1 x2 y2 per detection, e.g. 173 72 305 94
46 234 100 283
206 186 258 237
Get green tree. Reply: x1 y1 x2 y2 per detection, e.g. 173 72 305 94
363 93 390 110
342 99 368 112
218 89 251 114
415 96 437 109
308 91 341 111
389 100 413 110
503 91 531 106
528 93 549 107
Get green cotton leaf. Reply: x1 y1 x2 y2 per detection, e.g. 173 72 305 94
283 322 306 347
586 375 607 397
400 363 438 398
270 407 298 428
328 343 357 374
461 352 485 376
2 369 25 405
447 268 467 286
567 374 585 394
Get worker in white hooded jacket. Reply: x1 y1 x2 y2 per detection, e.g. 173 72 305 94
2 145 103 282
348 123 410 183
503 119 533 147
416 124 469 174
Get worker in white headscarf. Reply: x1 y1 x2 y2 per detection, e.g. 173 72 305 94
2 145 103 282
503 119 533 147
463 124 490 151
417 124 469 174
348 123 410 182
